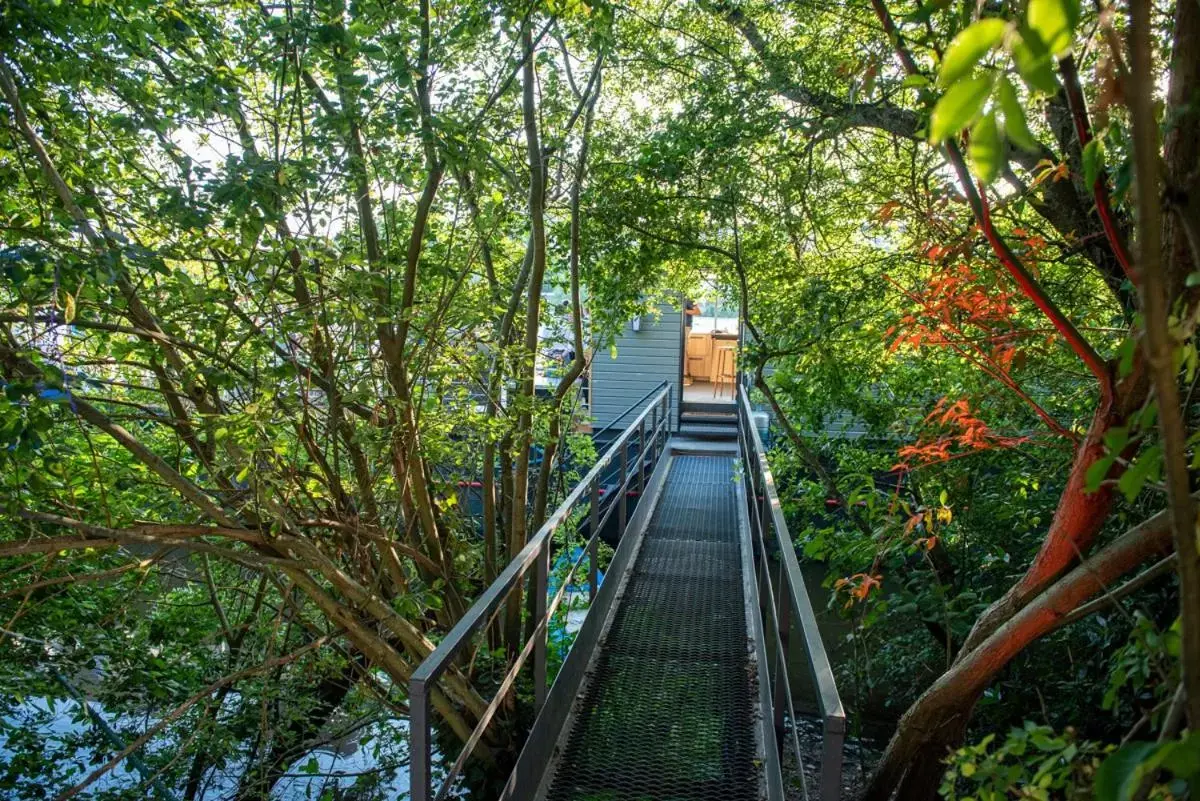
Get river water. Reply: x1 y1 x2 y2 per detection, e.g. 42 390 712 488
1 693 417 799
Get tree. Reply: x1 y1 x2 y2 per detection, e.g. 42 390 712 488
3 0 1198 797
0 0 615 795
575 0 1200 796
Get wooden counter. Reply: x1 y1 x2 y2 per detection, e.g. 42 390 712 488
685 332 738 381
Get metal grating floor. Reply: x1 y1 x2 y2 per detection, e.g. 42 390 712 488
542 455 762 801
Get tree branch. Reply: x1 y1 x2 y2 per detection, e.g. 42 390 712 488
1129 0 1200 726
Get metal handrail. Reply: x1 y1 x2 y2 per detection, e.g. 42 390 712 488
589 378 670 442
738 386 846 801
409 383 673 801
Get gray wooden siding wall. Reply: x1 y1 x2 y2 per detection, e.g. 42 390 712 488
590 302 681 432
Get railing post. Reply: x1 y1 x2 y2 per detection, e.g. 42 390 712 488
821 719 846 801
666 388 672 442
751 466 766 565
757 531 769 594
411 683 431 801
638 418 646 494
619 439 628 537
534 540 549 713
650 403 659 467
662 390 672 453
738 403 748 500
589 478 600 602
666 385 672 435
774 556 791 756
759 471 771 547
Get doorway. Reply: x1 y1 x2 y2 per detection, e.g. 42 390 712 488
681 293 740 405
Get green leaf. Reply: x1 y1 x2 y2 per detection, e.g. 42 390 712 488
929 76 993 143
1012 28 1060 94
1118 335 1138 378
1082 137 1107 188
1084 455 1115 492
1160 732 1200 778
1028 0 1079 56
1096 741 1168 800
997 75 1039 151
968 112 1004 183
1103 426 1129 452
939 19 1008 87
1116 445 1160 502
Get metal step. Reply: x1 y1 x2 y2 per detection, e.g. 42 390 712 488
670 437 739 456
680 410 737 425
680 399 737 415
677 422 738 441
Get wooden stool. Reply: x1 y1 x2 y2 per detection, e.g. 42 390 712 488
713 345 736 398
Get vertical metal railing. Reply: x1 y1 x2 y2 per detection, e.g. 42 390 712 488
738 385 846 801
409 384 673 801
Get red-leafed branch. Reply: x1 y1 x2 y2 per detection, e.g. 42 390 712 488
866 0 1113 400
1059 55 1136 283
968 175 1113 395
885 273 1075 438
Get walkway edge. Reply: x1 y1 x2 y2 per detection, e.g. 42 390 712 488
503 452 676 801
734 464 787 801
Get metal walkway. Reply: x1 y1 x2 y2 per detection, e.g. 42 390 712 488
410 385 845 801
542 455 760 800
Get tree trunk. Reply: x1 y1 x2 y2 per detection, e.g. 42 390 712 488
530 58 602 531
864 505 1177 799
860 0 1200 792
505 23 548 653
1146 0 1200 727
957 374 1146 656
